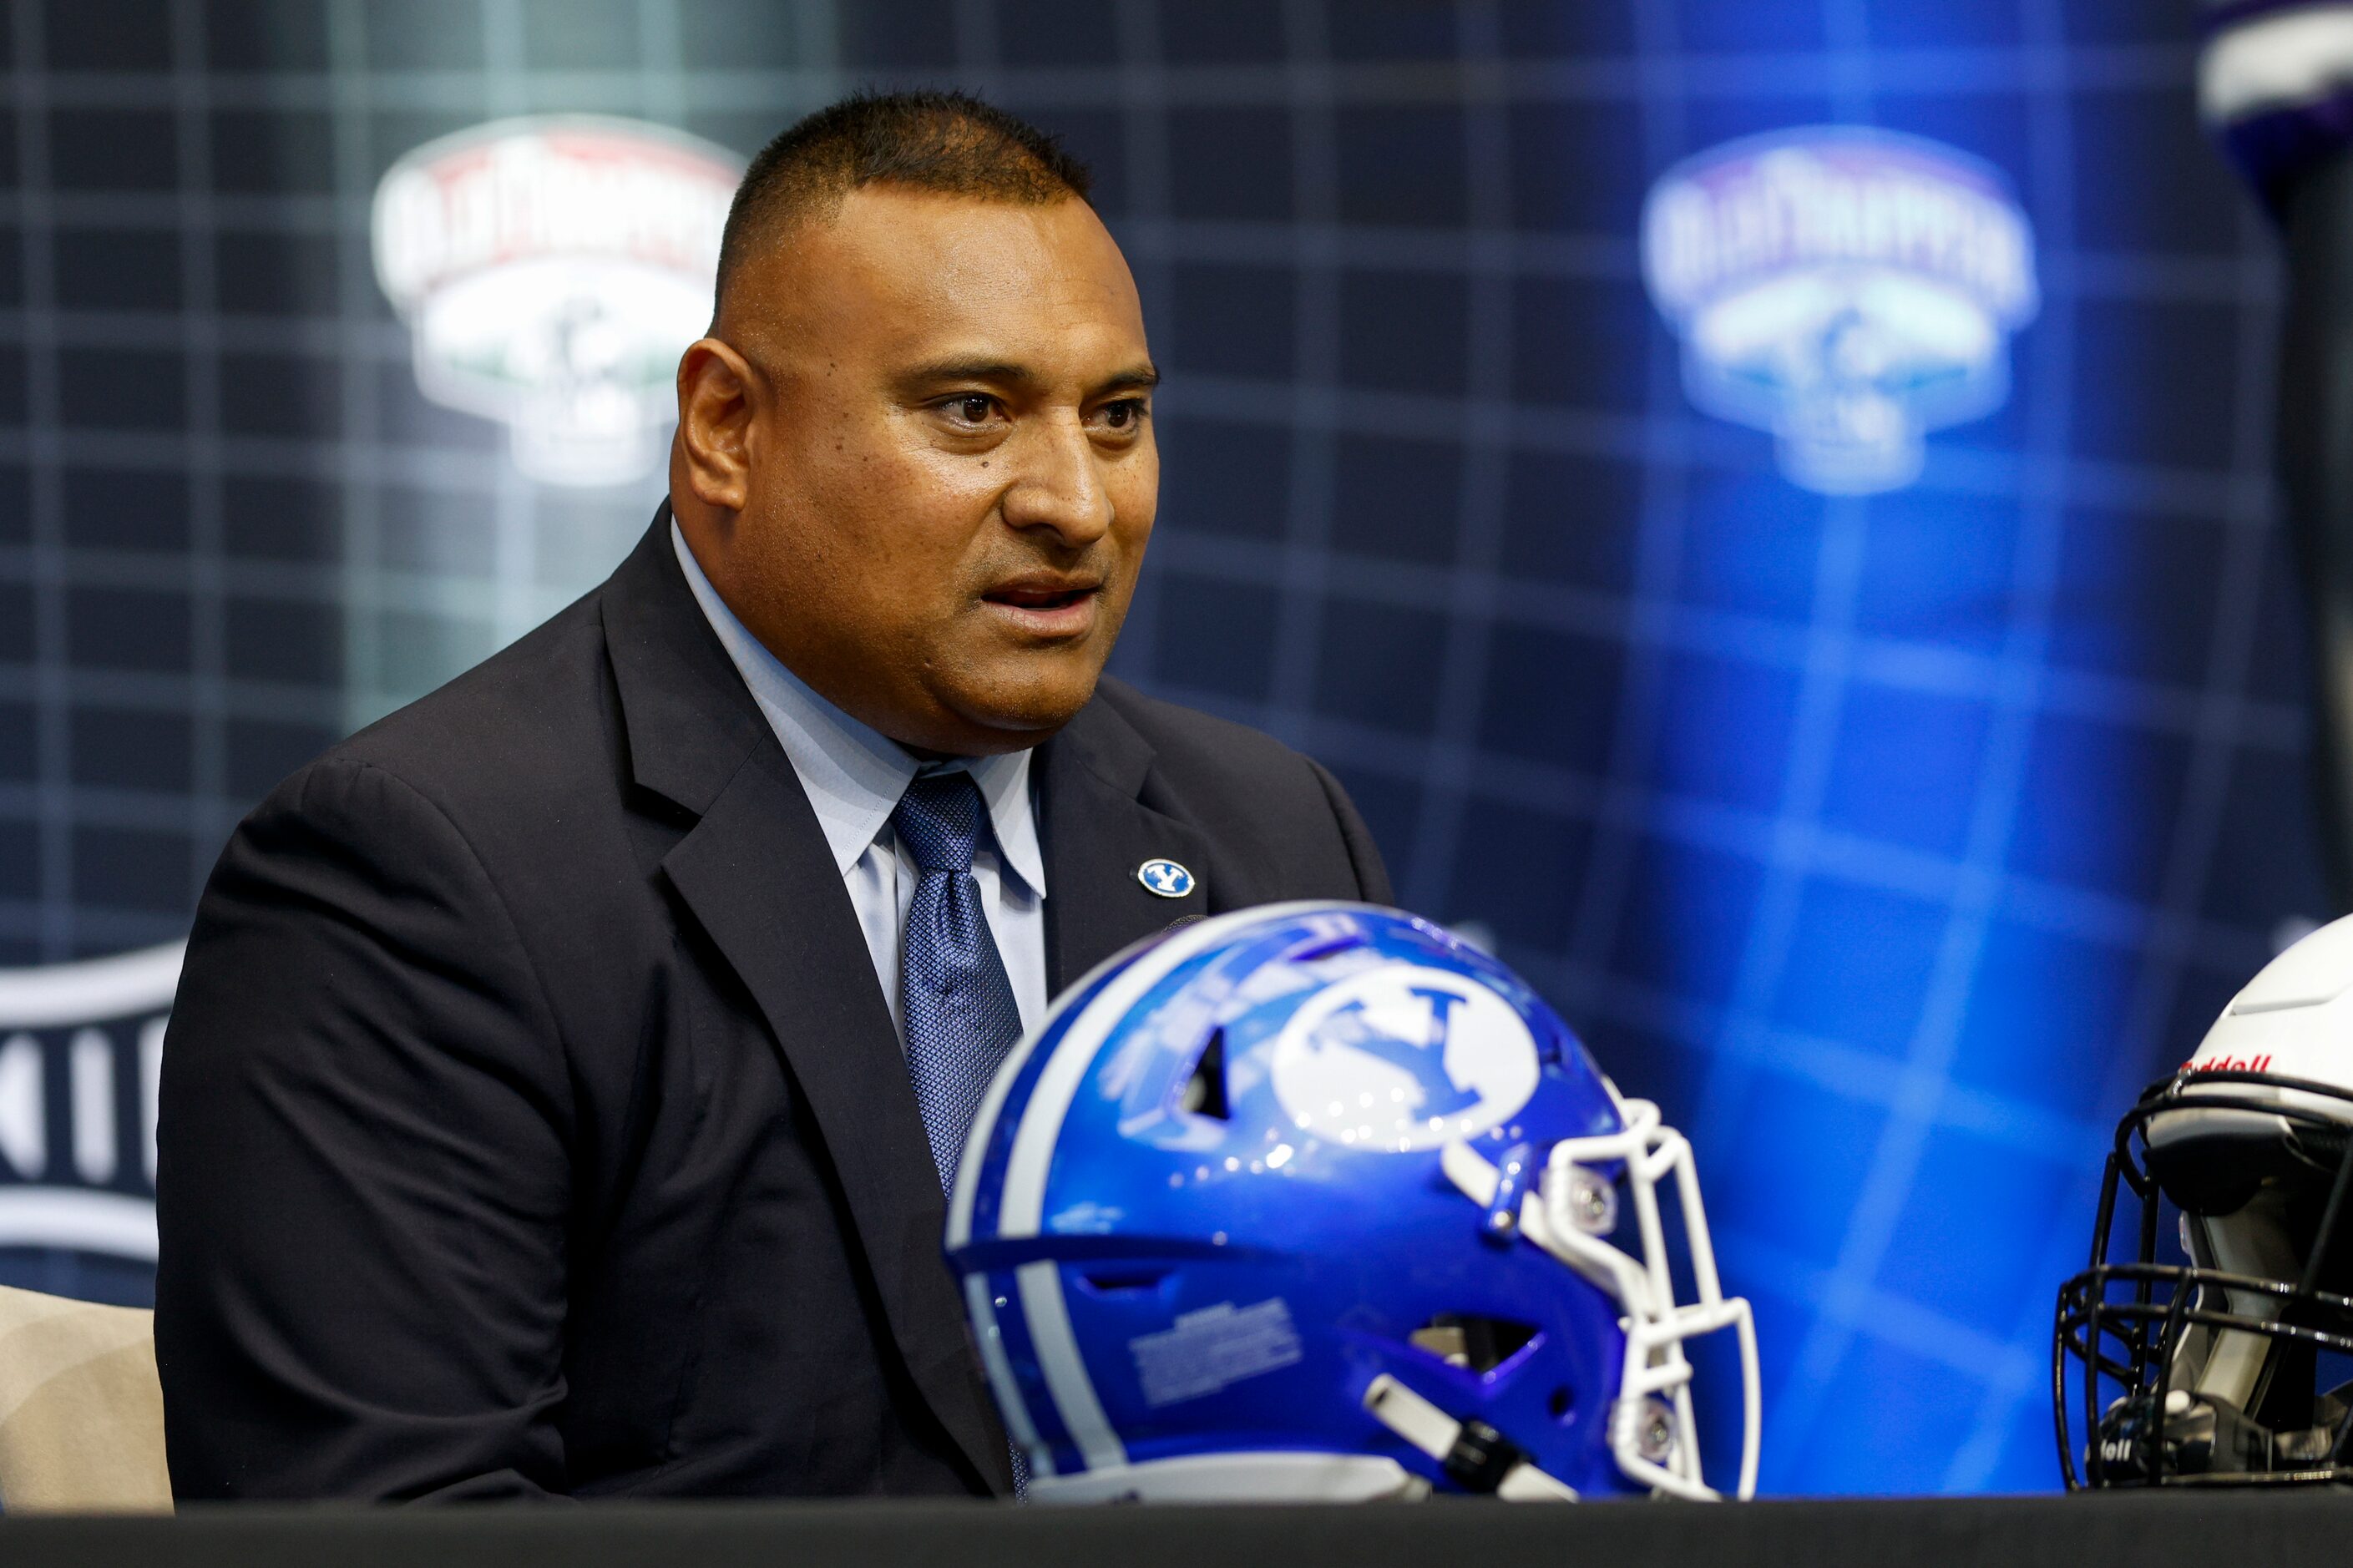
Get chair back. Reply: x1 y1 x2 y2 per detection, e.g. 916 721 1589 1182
0 1283 170 1512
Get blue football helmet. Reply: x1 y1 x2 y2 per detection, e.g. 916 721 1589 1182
945 902 1759 1502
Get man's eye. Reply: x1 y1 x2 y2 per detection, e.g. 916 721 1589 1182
947 395 996 423
1099 399 1145 430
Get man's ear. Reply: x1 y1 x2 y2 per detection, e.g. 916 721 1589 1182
676 336 759 513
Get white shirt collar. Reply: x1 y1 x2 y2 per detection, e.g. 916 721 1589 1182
670 521 1045 898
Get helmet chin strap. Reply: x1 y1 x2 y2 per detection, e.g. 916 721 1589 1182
1361 1374 1580 1500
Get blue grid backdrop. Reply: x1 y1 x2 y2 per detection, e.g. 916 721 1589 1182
0 0 2324 1496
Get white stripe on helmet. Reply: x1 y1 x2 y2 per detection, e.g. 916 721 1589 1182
1016 1257 1125 1470
962 1272 1057 1477
988 900 1373 1474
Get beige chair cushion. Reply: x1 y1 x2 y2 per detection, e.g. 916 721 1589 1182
0 1283 170 1512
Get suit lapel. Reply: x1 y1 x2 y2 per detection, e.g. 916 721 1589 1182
660 754 1011 1490
1037 697 1212 990
602 512 1010 1493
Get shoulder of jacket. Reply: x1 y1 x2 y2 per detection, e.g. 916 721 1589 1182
1090 675 1316 779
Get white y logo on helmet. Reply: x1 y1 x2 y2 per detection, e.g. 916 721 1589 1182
1269 966 1540 1153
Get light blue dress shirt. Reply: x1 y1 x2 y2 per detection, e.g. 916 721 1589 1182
671 523 1049 1043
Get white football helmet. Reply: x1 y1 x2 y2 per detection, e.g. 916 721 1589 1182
2057 913 2353 1486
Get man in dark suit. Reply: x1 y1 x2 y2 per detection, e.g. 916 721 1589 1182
154 93 1389 1501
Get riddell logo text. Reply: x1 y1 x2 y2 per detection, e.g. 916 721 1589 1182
2178 1055 2274 1075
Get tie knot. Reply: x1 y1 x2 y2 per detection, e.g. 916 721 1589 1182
892 771 987 873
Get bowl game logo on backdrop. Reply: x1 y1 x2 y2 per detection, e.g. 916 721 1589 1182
372 116 742 488
0 943 181 1267
1642 126 2039 495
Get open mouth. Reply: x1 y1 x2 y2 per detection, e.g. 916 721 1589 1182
980 568 1106 632
984 584 1097 612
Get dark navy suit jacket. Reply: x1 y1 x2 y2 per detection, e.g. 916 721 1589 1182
154 509 1391 1500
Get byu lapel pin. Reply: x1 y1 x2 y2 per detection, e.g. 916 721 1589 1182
1136 858 1196 898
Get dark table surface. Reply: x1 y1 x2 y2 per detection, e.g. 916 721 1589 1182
3 1490 2350 1568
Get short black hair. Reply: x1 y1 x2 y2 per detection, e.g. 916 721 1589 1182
714 90 1092 316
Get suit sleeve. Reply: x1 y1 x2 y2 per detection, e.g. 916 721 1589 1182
1305 757 1395 906
154 758 576 1501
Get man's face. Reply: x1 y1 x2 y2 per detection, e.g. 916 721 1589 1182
675 185 1157 756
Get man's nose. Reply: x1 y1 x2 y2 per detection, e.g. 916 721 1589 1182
1000 412 1115 546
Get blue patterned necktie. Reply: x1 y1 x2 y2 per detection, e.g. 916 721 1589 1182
890 770 1031 1497
892 770 1026 1193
